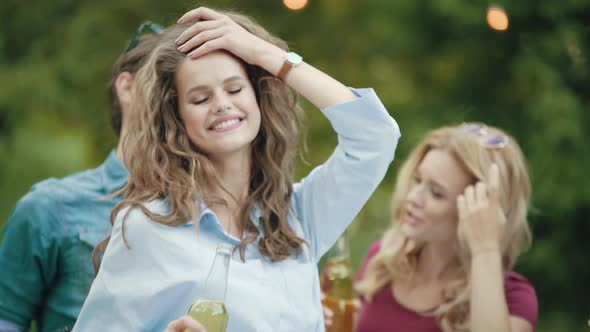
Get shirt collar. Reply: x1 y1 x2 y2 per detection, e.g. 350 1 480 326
103 149 128 193
185 201 265 243
186 201 264 224
249 202 264 228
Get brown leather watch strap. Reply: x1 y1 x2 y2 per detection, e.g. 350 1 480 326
277 61 292 82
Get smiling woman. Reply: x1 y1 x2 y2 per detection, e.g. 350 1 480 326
73 7 401 332
176 51 262 160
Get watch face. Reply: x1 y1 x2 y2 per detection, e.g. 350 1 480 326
285 52 303 65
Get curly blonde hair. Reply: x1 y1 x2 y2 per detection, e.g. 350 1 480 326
356 124 532 331
94 11 307 270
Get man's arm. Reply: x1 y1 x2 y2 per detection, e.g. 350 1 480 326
0 186 60 330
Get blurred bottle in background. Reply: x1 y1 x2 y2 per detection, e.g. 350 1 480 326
320 231 356 332
188 243 232 332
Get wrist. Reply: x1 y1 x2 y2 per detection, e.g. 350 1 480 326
253 44 285 75
471 247 503 273
470 243 501 258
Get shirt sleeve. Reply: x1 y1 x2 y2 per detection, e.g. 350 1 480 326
291 88 400 262
505 271 538 327
0 186 61 328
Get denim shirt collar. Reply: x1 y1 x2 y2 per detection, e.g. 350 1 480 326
103 149 128 194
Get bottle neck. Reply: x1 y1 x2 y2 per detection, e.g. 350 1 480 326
203 243 232 302
327 232 350 261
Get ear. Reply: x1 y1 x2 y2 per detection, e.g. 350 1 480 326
115 71 134 109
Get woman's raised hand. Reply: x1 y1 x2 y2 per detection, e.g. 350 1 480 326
175 7 279 66
457 163 506 257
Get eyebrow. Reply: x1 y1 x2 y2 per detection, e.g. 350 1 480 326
185 76 245 96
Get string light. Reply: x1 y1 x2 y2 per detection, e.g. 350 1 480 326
487 5 509 31
283 0 308 11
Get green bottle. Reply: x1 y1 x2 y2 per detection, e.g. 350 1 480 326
188 243 232 332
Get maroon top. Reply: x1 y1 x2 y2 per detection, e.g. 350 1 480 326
355 241 538 332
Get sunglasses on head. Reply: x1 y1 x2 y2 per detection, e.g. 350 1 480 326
125 20 164 52
460 122 508 149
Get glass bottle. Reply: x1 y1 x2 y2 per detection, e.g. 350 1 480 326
320 231 356 332
188 243 232 332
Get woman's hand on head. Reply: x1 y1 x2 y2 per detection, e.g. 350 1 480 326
456 163 506 257
175 7 279 66
164 315 207 332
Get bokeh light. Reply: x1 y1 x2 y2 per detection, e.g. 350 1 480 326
283 0 308 11
487 5 509 31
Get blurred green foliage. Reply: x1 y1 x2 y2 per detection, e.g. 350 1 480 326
1 0 588 330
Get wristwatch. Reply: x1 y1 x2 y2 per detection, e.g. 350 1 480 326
277 51 303 82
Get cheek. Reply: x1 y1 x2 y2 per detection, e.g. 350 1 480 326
241 99 261 131
179 110 207 146
180 108 204 132
425 203 459 242
241 88 260 114
429 200 459 225
252 109 262 130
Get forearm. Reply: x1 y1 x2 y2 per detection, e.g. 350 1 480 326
292 87 399 260
470 250 512 332
255 45 357 110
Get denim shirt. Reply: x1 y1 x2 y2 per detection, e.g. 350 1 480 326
74 88 401 332
0 150 127 332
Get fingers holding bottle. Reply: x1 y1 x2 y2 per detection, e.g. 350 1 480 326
164 315 207 332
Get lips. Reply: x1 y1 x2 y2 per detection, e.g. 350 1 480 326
404 209 422 226
208 115 244 132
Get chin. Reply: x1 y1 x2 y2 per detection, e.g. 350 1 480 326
400 222 427 242
206 134 256 153
400 222 417 237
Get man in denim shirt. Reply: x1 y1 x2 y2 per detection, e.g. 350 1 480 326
0 29 162 332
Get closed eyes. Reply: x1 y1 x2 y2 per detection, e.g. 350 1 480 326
191 87 243 105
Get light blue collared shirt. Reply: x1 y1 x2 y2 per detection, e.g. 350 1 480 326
73 88 401 332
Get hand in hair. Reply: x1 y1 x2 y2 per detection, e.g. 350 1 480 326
457 163 506 256
164 315 206 332
175 7 279 67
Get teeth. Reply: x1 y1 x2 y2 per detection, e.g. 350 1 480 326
212 119 239 130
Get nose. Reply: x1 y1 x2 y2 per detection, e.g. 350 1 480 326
211 92 232 113
406 183 425 208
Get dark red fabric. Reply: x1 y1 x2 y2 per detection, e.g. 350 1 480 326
355 240 538 332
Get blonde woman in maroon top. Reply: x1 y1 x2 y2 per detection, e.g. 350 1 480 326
355 123 538 332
